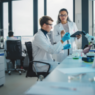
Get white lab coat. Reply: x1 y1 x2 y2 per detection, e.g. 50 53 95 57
32 29 64 72
52 21 82 62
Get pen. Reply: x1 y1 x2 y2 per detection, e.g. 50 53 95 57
51 86 77 91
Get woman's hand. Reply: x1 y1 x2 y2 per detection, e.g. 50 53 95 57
76 34 81 39
61 30 65 38
61 32 70 42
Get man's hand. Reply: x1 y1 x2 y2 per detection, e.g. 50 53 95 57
76 34 81 39
63 44 71 50
61 30 65 38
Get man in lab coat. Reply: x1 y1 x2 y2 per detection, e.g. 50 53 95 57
5 31 26 68
32 16 71 72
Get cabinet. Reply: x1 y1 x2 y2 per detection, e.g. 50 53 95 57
0 53 5 86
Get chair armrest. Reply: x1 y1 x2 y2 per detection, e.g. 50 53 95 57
30 61 51 73
4 50 7 52
4 50 7 58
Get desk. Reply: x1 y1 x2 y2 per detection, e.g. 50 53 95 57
25 56 95 95
44 56 95 83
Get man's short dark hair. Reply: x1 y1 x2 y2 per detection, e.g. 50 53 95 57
40 16 53 27
8 31 14 37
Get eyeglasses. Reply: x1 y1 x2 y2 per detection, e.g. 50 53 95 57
46 23 53 26
59 14 67 17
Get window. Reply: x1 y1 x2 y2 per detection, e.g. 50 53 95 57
3 2 8 42
38 0 44 29
12 0 33 36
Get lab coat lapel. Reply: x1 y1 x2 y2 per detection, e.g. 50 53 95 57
58 22 74 34
58 23 65 33
39 29 50 43
39 29 47 39
58 23 67 45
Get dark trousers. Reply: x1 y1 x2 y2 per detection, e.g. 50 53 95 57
10 59 15 68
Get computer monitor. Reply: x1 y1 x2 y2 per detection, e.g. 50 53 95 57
7 36 21 40
14 36 21 40
21 36 34 44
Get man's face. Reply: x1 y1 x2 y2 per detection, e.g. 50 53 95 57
44 20 53 32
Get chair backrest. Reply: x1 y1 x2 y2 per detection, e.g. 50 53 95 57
25 42 33 61
25 42 36 77
6 40 22 60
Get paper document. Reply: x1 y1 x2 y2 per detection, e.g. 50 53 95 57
25 81 94 95
57 67 95 75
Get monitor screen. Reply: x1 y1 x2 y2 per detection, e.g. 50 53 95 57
7 36 21 40
14 36 21 40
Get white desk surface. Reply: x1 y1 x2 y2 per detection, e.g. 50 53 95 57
25 56 95 95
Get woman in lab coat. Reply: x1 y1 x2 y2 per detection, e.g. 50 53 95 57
52 8 82 62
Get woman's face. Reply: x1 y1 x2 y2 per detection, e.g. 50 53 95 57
59 11 68 22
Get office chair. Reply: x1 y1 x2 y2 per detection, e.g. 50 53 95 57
6 40 24 75
25 42 50 81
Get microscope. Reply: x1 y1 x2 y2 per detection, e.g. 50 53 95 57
81 31 95 62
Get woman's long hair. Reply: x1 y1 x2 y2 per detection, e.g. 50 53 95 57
57 8 71 24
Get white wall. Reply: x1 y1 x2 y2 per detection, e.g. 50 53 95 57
89 0 93 35
75 0 82 49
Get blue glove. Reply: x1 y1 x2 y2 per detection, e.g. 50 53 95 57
62 32 70 42
63 44 71 50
